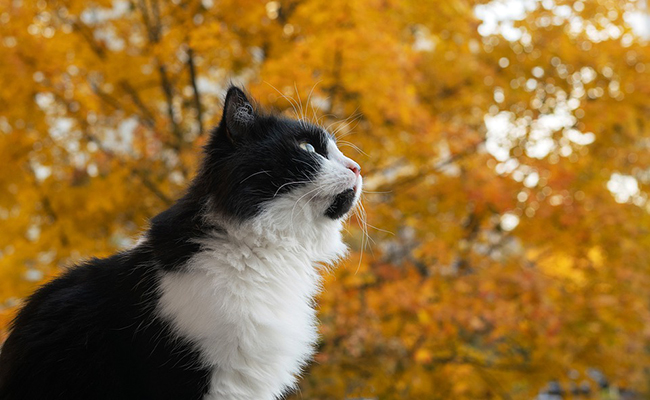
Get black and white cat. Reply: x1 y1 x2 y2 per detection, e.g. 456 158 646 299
0 87 362 399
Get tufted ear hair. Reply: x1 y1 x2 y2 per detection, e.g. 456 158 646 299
221 86 256 143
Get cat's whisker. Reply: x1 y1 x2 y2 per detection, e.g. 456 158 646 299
289 186 324 232
365 221 394 236
337 141 368 157
325 107 360 134
352 207 364 275
353 198 373 257
293 82 307 128
330 117 361 141
352 201 372 275
265 81 302 121
358 201 376 246
296 188 331 237
362 189 393 194
273 181 314 198
240 170 272 184
292 158 318 169
306 81 321 126
317 112 338 131
298 189 324 222
331 114 362 140
315 108 329 129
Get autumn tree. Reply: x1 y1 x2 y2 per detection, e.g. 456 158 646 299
1 0 649 398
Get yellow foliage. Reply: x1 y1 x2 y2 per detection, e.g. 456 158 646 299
1 0 650 398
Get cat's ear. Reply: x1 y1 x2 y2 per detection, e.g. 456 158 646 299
221 86 255 143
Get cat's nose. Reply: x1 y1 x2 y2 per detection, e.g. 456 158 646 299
346 160 361 177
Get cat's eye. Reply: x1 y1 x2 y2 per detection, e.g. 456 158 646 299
299 142 316 153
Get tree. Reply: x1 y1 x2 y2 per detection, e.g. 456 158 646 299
1 0 649 398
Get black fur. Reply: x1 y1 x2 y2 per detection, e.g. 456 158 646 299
324 189 356 219
0 86 353 399
0 249 211 399
191 87 332 221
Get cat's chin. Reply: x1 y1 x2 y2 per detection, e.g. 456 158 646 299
324 187 358 220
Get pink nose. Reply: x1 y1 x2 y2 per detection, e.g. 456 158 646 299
347 161 361 177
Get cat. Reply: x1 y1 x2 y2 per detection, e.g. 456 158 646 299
0 86 362 400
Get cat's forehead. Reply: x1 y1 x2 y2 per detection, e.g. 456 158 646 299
278 118 334 141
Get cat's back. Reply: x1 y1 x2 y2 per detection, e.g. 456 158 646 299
0 249 211 400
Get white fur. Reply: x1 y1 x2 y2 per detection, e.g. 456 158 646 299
157 138 361 400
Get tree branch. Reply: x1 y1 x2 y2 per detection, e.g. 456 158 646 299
133 170 173 205
119 80 156 129
136 0 182 145
89 82 123 111
56 13 106 59
83 133 174 206
157 63 182 144
372 139 485 193
186 47 204 136
137 0 156 43
150 0 162 41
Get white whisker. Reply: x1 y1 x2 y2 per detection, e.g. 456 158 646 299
331 115 362 140
240 170 272 184
337 141 368 157
307 81 323 126
289 186 324 232
362 189 393 194
294 82 307 128
273 181 314 198
264 81 301 121
326 108 360 132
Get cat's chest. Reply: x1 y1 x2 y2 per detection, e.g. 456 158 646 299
157 242 322 399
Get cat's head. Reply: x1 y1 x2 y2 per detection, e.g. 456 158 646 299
192 86 362 230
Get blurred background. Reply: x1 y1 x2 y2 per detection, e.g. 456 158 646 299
1 0 649 398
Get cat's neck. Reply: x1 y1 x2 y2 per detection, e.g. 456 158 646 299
148 194 349 270
210 211 348 267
